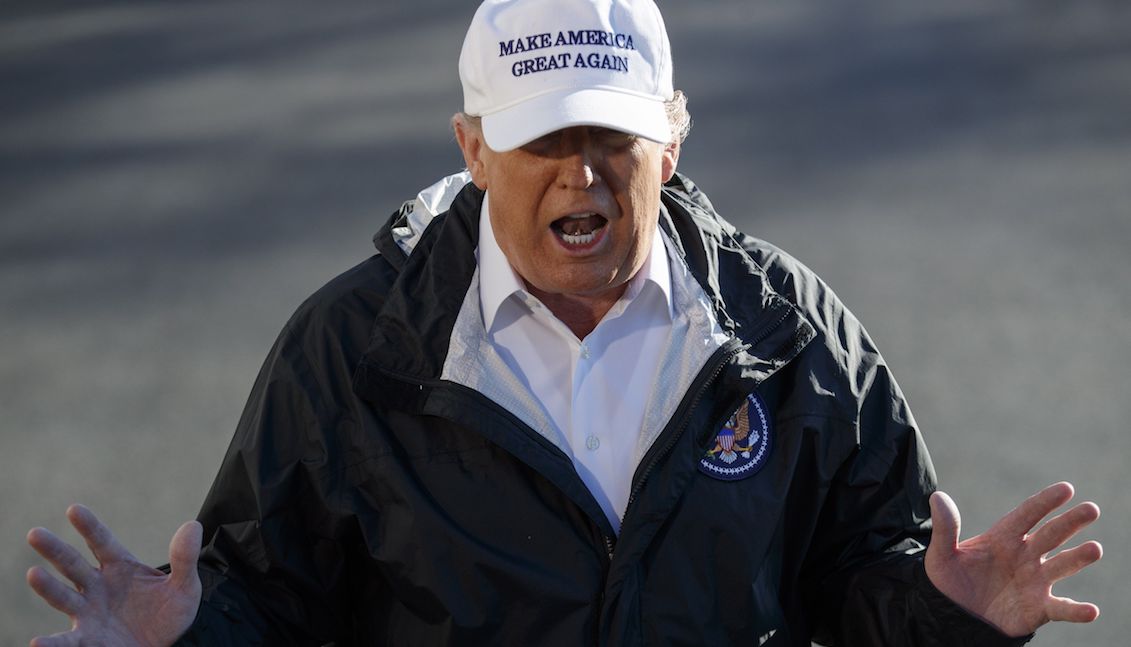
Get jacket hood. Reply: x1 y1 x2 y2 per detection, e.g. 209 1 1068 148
375 171 473 266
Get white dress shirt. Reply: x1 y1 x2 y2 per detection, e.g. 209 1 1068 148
477 193 674 533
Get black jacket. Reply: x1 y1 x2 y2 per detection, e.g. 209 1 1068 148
176 174 1030 646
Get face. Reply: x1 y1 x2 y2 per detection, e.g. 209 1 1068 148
455 118 679 305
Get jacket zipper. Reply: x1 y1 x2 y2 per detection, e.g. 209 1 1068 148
619 339 747 532
619 301 798 529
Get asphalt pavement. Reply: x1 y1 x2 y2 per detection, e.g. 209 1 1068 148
2 1 1128 643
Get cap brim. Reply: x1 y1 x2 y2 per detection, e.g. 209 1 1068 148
480 88 671 152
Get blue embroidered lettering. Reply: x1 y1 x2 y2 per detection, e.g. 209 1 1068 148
500 32 552 57
578 53 629 73
550 52 572 69
512 53 574 77
504 30 636 60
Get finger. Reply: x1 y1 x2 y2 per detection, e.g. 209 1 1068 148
26 527 97 590
67 504 133 565
1045 595 1101 624
928 491 961 550
994 482 1075 538
1043 540 1104 582
30 631 82 647
26 566 85 615
1028 501 1101 555
168 520 203 594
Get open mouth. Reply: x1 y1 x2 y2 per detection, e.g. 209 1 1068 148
551 213 608 246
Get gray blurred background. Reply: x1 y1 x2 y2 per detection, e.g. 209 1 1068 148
2 1 1128 643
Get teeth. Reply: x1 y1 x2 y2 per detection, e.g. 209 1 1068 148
555 212 605 242
560 230 598 245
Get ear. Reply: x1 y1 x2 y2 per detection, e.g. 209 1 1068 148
660 139 680 183
452 113 490 190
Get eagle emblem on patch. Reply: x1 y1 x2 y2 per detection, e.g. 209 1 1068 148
698 392 772 481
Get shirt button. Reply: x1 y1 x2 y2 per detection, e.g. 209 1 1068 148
585 435 600 451
579 344 591 360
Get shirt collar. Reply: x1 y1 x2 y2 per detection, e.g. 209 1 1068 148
478 191 674 333
478 193 528 333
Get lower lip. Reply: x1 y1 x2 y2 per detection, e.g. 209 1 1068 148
552 224 609 254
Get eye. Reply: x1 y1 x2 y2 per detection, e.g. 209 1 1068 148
591 128 637 148
522 131 562 155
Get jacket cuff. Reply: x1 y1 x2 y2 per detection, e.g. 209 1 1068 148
912 560 1034 646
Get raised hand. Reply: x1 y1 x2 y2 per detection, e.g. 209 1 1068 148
925 482 1103 638
26 504 203 647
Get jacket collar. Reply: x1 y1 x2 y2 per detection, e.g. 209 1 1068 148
657 173 816 379
356 173 815 407
359 180 484 401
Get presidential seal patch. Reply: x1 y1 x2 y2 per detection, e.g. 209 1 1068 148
698 392 772 481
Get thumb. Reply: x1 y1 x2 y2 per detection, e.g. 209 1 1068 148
168 520 202 593
928 491 962 554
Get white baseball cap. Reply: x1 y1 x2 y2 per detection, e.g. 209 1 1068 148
459 0 674 152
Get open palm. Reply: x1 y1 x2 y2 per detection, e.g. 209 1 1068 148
925 482 1102 638
27 505 202 647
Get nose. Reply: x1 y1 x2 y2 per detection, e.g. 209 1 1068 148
557 131 601 190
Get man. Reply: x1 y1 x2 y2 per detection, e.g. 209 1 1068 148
27 0 1102 644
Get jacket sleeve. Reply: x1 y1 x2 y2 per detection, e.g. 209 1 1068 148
803 359 1032 647
174 317 358 646
728 229 1032 647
